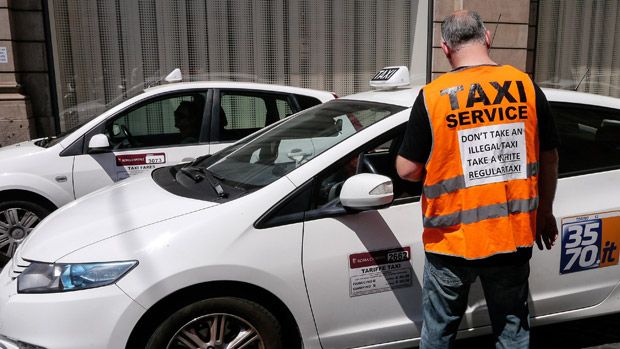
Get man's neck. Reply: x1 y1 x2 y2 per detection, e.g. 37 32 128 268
449 45 497 69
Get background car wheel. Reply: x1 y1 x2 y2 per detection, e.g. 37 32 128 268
0 200 51 266
146 297 283 349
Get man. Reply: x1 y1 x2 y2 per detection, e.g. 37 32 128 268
174 100 202 144
396 10 559 348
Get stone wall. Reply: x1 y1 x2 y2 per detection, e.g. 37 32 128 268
0 0 54 147
432 0 538 80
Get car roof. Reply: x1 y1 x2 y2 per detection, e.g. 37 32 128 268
340 85 620 109
144 81 336 101
340 85 423 107
541 88 620 108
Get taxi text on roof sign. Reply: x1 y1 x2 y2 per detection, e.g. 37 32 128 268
370 66 410 89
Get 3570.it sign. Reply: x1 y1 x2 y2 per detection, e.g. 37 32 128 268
560 211 620 274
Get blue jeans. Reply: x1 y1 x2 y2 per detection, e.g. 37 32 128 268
420 253 530 349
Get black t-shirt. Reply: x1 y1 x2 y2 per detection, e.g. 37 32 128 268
399 81 559 164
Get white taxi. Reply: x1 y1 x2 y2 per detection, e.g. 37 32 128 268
0 72 335 264
1 67 619 349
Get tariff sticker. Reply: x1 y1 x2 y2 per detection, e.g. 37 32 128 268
115 153 165 178
349 247 412 297
560 211 620 274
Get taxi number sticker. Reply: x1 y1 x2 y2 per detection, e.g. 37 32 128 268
116 153 166 166
145 153 165 164
560 211 620 274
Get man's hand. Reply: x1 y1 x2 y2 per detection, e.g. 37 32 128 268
536 210 558 250
537 149 559 250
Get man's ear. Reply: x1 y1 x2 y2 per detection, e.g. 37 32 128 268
441 41 451 58
485 30 492 49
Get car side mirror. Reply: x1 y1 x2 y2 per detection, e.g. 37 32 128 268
340 173 394 211
88 133 111 153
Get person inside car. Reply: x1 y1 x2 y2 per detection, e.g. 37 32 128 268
174 99 203 144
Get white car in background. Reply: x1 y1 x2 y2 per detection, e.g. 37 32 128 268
0 73 335 264
1 67 620 348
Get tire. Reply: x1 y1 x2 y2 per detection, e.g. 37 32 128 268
0 200 52 266
146 297 284 349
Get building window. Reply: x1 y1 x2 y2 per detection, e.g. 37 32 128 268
536 1 620 98
49 0 420 132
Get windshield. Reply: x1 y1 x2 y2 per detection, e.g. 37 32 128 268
35 115 99 148
37 85 147 148
197 99 404 191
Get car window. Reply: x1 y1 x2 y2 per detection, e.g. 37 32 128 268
106 92 207 150
199 99 405 191
552 103 620 176
217 91 294 142
294 94 324 110
256 127 421 228
314 128 421 209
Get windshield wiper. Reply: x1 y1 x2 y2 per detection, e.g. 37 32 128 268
179 166 228 198
34 137 52 147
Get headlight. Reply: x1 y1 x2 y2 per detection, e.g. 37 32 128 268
17 261 137 293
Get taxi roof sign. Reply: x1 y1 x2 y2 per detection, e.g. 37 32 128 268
370 66 410 89
164 68 183 83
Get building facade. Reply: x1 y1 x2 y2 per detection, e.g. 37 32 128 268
0 0 618 146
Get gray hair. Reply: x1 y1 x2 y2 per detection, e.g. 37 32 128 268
441 10 487 50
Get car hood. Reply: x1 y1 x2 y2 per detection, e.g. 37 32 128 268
19 173 218 262
0 139 45 163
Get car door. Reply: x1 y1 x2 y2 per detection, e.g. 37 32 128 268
208 89 302 154
72 91 210 198
300 129 491 348
528 102 620 317
303 199 424 348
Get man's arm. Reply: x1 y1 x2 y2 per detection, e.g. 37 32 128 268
396 155 425 182
536 148 559 250
533 82 560 250
396 90 431 182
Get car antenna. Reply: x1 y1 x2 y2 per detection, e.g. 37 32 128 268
489 14 501 52
575 66 590 91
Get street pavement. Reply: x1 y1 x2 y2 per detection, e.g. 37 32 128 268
407 312 620 348
453 313 620 348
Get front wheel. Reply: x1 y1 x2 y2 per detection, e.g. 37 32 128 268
146 297 283 349
0 200 52 266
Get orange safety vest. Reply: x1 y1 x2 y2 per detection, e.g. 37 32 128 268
421 65 539 259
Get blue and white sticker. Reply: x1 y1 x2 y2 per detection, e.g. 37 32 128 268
560 211 620 274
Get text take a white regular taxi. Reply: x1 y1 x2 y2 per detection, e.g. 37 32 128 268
1 67 620 348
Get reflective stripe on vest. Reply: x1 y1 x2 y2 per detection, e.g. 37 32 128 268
423 162 539 199
420 65 540 259
423 197 539 228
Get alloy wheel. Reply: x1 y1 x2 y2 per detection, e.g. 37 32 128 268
0 207 39 259
167 312 265 349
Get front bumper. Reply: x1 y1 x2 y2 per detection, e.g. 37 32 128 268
0 265 145 349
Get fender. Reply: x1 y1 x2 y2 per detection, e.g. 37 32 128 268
117 264 322 349
0 172 74 208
